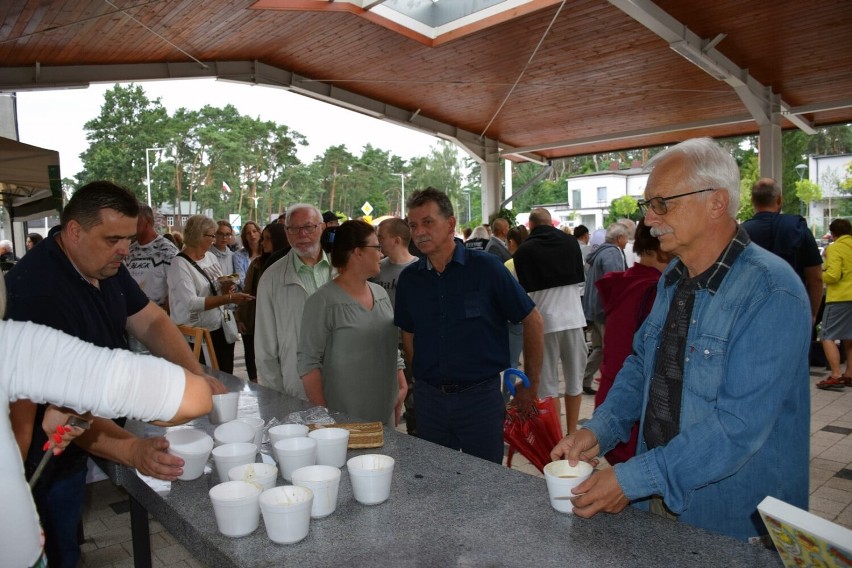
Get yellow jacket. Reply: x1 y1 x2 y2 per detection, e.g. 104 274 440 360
824 234 852 302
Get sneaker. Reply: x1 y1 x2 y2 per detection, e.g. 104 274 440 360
583 386 597 395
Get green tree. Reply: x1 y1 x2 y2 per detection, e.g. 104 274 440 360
604 195 639 225
78 84 170 202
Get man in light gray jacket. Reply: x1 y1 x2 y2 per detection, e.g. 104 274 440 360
255 204 333 397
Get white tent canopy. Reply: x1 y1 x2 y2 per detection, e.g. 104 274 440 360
0 136 62 221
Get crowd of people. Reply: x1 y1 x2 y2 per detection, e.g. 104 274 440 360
3 137 850 565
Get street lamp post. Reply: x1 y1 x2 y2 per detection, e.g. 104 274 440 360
145 147 163 207
392 173 405 216
462 188 471 224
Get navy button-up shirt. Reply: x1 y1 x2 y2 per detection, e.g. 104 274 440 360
394 240 535 384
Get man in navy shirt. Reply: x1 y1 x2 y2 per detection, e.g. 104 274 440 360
6 181 222 567
741 177 823 323
395 187 543 463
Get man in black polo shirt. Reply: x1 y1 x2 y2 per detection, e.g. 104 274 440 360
5 181 222 568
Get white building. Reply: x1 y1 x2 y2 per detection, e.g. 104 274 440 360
529 165 649 231
805 154 852 235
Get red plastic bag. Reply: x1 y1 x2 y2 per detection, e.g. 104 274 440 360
502 369 564 473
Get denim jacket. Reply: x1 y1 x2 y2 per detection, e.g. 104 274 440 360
585 241 811 541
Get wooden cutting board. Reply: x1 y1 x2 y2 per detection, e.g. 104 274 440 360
308 422 384 449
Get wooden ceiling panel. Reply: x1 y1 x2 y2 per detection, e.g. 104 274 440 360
1 0 850 160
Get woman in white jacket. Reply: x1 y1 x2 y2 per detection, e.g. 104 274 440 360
0 278 213 568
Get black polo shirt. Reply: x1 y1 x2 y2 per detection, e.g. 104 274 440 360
4 225 149 477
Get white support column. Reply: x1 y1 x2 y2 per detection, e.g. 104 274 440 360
758 92 783 183
480 152 502 223
503 159 513 210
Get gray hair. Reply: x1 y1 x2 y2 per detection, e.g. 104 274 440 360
645 137 740 217
0 240 12 252
751 178 782 208
470 225 490 240
605 222 629 242
285 203 322 226
617 218 636 239
529 207 552 227
183 215 217 248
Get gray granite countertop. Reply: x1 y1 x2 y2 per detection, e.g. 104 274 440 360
114 370 782 568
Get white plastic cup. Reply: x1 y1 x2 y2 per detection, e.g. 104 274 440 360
212 442 258 482
259 486 314 544
543 460 594 514
208 480 261 537
165 428 214 481
273 437 317 481
209 392 239 424
346 454 395 505
214 420 257 447
308 428 350 468
228 462 279 491
235 417 265 449
290 465 342 519
268 423 309 446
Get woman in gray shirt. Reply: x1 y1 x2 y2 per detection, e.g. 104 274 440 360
298 221 407 425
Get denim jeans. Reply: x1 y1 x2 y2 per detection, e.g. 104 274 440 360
33 466 88 568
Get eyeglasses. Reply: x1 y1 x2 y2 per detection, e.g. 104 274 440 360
637 188 716 216
204 233 216 239
286 224 321 236
215 232 233 239
360 244 382 251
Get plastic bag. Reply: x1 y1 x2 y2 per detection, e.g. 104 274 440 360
502 369 564 473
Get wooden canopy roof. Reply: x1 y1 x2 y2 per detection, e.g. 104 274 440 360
2 0 850 162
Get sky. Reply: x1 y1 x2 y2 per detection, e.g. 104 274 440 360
13 78 445 180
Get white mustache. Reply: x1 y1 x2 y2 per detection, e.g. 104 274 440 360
415 237 431 245
649 227 673 238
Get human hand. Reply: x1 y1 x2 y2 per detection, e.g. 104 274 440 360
237 320 247 334
569 468 630 518
550 428 601 466
509 383 537 416
128 436 185 480
205 375 229 395
229 292 254 305
41 407 92 455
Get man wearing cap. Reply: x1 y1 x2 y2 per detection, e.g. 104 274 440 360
322 210 341 227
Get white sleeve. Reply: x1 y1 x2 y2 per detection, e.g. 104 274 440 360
0 320 186 423
167 257 207 325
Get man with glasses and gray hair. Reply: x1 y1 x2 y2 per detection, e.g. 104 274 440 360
255 204 333 397
551 138 810 543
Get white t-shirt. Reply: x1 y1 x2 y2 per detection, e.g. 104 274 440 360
167 252 224 330
528 283 586 333
0 319 185 568
126 235 179 307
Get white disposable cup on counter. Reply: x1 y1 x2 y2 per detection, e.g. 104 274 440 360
165 428 214 481
543 460 593 514
208 480 262 537
268 423 309 446
209 392 239 424
228 462 278 491
308 428 350 468
259 486 314 544
214 420 256 447
291 465 342 519
273 437 317 481
235 417 265 448
212 442 258 482
346 454 395 505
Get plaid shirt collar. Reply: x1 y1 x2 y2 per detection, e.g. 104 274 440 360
664 225 751 294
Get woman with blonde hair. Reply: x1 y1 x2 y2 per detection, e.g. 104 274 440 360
167 215 254 373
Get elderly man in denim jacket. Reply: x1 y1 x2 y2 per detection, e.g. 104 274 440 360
551 138 810 542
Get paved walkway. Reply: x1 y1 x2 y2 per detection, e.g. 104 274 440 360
77 341 852 567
